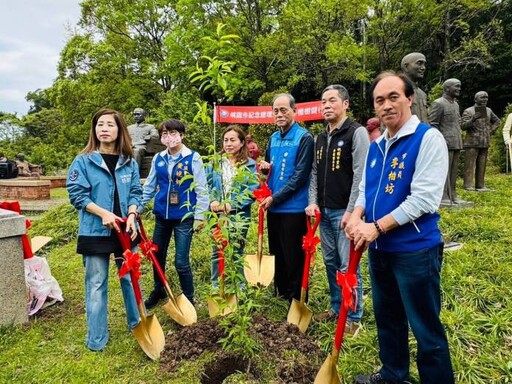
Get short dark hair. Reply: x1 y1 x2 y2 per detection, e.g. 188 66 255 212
370 71 414 102
158 119 186 135
272 93 296 109
322 84 350 101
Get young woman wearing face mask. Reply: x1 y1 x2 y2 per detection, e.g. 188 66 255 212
137 119 209 309
66 108 142 351
205 125 259 288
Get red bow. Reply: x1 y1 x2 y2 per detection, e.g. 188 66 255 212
118 250 141 281
253 182 272 203
212 226 228 249
302 234 320 255
336 271 358 312
140 239 158 259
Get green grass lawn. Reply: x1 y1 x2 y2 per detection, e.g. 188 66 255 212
1 172 512 383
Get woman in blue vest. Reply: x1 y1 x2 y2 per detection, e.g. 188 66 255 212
67 108 141 351
205 125 258 288
138 119 209 309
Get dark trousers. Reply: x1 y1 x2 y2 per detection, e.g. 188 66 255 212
152 216 194 303
267 211 307 301
443 149 459 202
463 147 488 189
369 245 454 384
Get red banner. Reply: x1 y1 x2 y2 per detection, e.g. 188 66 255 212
215 100 323 124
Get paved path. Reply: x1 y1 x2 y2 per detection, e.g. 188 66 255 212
18 198 68 212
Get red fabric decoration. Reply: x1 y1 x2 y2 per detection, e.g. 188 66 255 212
0 201 33 259
118 250 141 281
336 271 358 312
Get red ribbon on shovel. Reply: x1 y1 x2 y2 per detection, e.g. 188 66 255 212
118 249 142 282
302 211 321 263
336 271 358 313
253 165 272 203
140 238 158 259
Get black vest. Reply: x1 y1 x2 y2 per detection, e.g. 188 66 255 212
315 119 360 209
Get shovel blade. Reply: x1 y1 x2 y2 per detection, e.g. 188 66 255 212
207 293 238 317
314 353 341 384
132 313 165 360
162 293 197 326
244 254 275 287
287 299 313 333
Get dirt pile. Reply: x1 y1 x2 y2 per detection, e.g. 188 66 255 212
160 315 324 383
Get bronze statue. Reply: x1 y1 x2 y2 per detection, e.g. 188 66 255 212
461 91 500 191
127 108 159 170
429 79 464 206
401 52 428 123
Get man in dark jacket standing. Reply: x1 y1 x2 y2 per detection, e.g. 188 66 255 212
428 79 463 206
259 93 314 301
305 85 369 335
461 91 500 191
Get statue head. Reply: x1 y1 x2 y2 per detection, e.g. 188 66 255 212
366 117 380 132
442 78 461 99
16 153 25 161
474 91 488 106
401 52 426 81
133 108 146 124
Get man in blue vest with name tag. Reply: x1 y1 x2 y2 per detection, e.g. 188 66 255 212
346 72 454 384
259 93 314 302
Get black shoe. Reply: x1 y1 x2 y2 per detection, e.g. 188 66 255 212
354 372 389 384
144 289 166 310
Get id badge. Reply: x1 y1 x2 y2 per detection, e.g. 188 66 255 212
169 190 179 205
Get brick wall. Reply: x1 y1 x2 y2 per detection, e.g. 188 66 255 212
0 180 51 200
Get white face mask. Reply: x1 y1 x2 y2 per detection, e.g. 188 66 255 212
161 133 182 149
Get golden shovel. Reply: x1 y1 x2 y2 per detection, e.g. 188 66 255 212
287 210 321 333
116 222 165 360
314 242 363 383
137 217 197 326
208 226 237 317
244 206 274 287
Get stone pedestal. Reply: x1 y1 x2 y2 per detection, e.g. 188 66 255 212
0 208 28 325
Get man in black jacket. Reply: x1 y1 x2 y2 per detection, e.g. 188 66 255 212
306 84 369 334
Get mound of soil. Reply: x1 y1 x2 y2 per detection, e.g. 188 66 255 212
160 315 324 383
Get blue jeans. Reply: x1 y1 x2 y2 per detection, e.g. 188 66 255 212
369 244 454 384
319 207 363 322
83 254 139 351
152 216 194 303
211 207 251 288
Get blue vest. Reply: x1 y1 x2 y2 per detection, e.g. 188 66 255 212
153 151 196 220
268 122 309 213
365 123 441 252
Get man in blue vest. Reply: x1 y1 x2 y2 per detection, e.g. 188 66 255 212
259 93 314 301
346 72 454 384
305 85 369 336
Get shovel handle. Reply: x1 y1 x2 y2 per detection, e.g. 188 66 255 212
115 221 144 307
300 211 321 290
257 206 265 235
136 217 172 292
332 241 363 352
347 240 363 275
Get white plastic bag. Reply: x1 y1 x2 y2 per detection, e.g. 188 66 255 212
25 256 64 316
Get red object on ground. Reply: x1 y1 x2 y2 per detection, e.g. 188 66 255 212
0 201 33 259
